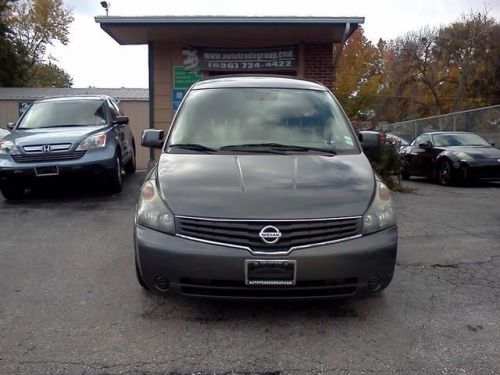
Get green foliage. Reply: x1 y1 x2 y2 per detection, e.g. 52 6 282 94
365 143 403 190
1 0 73 87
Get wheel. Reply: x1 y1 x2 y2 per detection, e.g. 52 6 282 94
135 259 150 291
107 153 123 193
124 145 136 175
401 166 410 180
437 159 454 186
0 181 25 200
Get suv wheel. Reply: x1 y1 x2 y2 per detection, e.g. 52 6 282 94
107 154 123 193
0 181 26 200
124 146 136 175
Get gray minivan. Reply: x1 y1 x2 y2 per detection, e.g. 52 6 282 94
135 76 397 299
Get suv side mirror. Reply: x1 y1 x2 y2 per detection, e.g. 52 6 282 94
419 141 432 150
113 116 129 126
488 140 495 147
358 131 381 152
141 129 165 149
7 122 15 130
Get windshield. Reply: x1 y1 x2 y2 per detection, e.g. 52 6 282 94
17 100 107 129
168 88 358 154
432 133 490 147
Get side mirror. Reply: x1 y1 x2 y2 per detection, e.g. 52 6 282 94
419 142 432 150
141 129 165 149
113 116 129 126
358 131 381 152
488 140 495 147
7 122 15 130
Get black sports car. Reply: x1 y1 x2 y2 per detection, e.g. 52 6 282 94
399 131 500 185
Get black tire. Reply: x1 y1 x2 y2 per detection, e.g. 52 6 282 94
135 260 150 291
124 145 136 175
107 153 123 193
437 159 454 186
0 182 25 200
401 167 411 180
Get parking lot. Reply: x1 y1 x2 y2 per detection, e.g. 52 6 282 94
0 173 499 375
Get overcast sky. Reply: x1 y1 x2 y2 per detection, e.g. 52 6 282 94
49 0 499 88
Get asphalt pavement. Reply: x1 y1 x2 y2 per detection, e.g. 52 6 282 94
0 173 499 374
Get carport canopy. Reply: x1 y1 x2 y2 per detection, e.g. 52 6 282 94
95 16 364 46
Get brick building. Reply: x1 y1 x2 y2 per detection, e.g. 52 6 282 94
96 16 363 136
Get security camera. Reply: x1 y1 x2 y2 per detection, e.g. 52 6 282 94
100 1 110 16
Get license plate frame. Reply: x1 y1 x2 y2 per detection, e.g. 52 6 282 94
245 259 296 286
35 165 59 177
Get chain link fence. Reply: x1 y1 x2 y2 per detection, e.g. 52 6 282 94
380 105 500 146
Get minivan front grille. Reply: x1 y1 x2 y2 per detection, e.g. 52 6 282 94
176 216 362 253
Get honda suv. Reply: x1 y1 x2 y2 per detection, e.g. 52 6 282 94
136 76 397 299
0 95 136 199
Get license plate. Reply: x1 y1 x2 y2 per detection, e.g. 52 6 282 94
35 165 59 176
245 260 296 286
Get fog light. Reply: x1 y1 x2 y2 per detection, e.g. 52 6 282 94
367 276 381 291
155 276 170 292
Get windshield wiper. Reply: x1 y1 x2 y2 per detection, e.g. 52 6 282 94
169 143 217 152
221 143 336 155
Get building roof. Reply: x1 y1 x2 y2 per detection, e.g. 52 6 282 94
0 87 149 101
95 15 363 45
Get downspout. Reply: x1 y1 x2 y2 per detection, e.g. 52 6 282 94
332 22 351 75
148 41 155 164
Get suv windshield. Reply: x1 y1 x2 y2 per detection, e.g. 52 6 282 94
168 88 359 154
17 100 107 129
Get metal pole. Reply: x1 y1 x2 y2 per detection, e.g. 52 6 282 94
453 115 456 131
414 121 418 139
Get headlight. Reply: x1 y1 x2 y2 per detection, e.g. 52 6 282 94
136 180 175 234
0 140 20 155
452 151 473 162
362 181 396 235
76 132 107 151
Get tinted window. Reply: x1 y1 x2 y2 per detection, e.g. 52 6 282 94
169 88 358 153
18 100 107 129
432 133 490 147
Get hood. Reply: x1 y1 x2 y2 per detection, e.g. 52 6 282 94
441 146 500 160
157 153 375 219
5 126 107 147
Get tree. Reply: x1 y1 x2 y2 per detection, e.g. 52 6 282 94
4 0 73 86
0 0 29 86
334 27 384 121
30 61 72 87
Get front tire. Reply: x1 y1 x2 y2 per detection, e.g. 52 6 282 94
437 159 454 186
0 181 25 201
124 145 136 175
107 154 123 193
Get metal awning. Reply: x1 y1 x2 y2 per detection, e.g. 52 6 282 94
95 16 364 45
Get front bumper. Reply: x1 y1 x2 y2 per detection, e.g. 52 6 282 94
458 160 500 180
135 225 398 300
0 147 115 183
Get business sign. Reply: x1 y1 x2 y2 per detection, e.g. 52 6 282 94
172 89 186 110
173 66 202 89
182 45 298 72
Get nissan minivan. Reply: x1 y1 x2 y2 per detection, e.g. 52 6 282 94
135 76 397 299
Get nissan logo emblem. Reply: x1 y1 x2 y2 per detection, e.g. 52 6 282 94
259 225 282 245
42 145 52 153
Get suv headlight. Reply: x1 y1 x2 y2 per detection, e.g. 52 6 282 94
136 180 175 234
362 181 396 235
452 151 473 162
76 132 107 151
0 140 20 155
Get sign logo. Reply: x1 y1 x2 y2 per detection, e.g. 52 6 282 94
259 225 282 245
42 145 52 153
